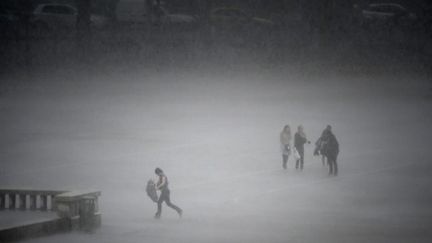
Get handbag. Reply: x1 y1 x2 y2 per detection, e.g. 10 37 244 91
293 147 301 161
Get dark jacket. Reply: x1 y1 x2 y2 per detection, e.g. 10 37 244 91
294 132 307 150
321 131 339 159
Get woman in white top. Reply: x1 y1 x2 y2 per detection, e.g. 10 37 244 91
280 125 292 169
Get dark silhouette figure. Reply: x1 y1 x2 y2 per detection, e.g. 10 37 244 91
294 125 310 170
154 168 182 219
314 125 331 166
319 126 339 176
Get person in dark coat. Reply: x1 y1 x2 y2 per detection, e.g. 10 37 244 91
314 125 331 166
154 168 183 219
320 127 339 176
294 125 310 170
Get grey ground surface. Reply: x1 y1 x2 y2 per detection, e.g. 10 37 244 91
0 211 58 230
1 64 432 242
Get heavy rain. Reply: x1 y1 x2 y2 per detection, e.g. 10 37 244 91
1 0 432 242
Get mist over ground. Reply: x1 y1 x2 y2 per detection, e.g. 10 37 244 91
1 0 432 242
1 55 432 242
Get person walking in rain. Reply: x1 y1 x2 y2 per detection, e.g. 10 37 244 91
280 125 292 170
314 125 331 166
319 126 339 176
154 168 183 219
294 125 310 170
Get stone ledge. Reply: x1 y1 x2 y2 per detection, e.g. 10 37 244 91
55 190 101 202
0 189 102 241
0 189 67 196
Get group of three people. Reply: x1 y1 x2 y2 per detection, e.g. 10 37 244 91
280 125 339 176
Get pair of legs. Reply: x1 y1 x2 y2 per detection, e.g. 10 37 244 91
282 154 289 169
321 154 327 166
155 189 182 219
295 147 304 170
327 156 338 176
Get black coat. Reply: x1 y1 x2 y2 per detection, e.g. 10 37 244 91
321 131 339 159
294 132 307 149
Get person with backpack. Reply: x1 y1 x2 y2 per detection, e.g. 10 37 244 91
154 168 183 219
314 125 331 166
320 126 339 176
294 125 311 170
280 125 292 169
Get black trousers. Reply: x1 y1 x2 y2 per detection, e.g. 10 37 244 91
282 154 288 169
295 147 304 170
155 189 182 218
328 155 338 176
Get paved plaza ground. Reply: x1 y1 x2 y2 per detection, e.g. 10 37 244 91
1 62 432 242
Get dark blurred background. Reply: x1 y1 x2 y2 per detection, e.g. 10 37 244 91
0 0 431 76
1 2 432 242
